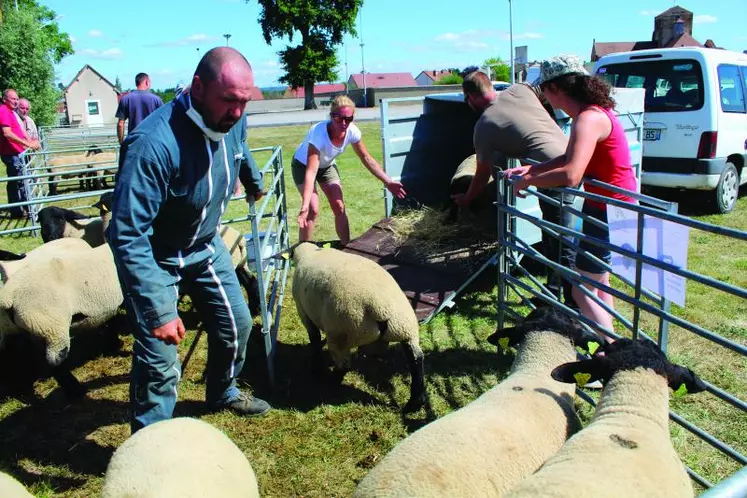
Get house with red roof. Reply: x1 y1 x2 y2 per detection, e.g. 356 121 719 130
415 70 452 86
285 83 346 98
347 72 417 90
591 6 720 62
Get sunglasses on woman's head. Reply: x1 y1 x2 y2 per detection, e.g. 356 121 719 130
332 113 354 124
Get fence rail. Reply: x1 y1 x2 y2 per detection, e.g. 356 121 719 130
495 162 747 497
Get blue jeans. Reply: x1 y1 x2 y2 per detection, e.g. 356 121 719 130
2 154 28 217
124 234 252 433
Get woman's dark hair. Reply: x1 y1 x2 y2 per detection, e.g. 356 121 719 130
542 74 616 109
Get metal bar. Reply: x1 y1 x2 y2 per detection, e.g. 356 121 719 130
669 412 747 465
631 211 645 339
698 465 747 497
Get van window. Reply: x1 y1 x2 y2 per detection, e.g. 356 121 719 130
597 59 704 112
718 65 746 113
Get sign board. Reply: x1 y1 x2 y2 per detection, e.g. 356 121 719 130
607 205 689 306
515 46 528 66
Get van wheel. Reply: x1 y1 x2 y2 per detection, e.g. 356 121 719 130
715 163 739 214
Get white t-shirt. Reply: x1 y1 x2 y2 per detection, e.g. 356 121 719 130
293 120 362 169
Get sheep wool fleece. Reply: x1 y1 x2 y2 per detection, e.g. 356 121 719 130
107 92 264 433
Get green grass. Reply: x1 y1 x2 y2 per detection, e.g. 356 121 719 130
0 122 745 497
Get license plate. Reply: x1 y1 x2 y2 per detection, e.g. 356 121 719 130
644 129 662 141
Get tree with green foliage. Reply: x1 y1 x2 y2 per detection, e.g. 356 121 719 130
434 72 463 85
114 75 123 92
0 0 73 126
251 0 362 110
482 57 511 83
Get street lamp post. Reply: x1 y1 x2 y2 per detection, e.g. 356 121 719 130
359 9 367 107
223 34 232 46
509 0 515 84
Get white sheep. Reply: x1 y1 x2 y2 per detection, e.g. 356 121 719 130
0 471 34 497
353 306 602 497
0 243 123 367
0 238 91 288
283 241 426 412
101 417 259 498
46 149 116 195
504 337 707 498
38 193 112 247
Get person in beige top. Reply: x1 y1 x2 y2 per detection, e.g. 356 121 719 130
454 70 577 308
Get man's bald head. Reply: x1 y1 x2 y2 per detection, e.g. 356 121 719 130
194 47 253 85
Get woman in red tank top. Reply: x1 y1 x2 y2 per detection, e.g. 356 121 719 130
504 54 637 342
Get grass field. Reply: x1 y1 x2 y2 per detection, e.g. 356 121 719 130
0 121 745 497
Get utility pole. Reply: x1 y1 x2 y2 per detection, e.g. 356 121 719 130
345 38 349 95
509 0 515 84
223 34 232 46
359 8 367 107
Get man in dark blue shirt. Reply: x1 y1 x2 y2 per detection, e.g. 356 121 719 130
108 48 270 433
115 72 163 144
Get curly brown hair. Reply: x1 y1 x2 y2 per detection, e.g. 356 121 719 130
542 74 615 109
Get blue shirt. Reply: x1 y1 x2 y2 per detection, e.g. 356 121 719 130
115 90 164 133
107 94 263 328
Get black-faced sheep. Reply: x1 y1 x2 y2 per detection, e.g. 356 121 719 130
0 470 34 497
101 417 259 498
504 337 706 498
280 241 426 413
37 193 112 247
0 243 123 369
353 307 602 497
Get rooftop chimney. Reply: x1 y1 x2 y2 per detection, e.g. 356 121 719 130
674 18 685 37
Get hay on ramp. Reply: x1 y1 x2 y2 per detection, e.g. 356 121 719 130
384 207 498 272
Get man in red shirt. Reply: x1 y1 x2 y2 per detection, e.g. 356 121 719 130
1 88 40 218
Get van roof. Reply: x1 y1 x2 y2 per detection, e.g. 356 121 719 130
596 47 747 66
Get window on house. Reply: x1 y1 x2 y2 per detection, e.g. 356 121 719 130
87 101 100 115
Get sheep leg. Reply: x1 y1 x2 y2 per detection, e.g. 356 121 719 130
300 313 327 377
402 340 427 413
51 363 87 399
49 176 58 196
236 267 261 317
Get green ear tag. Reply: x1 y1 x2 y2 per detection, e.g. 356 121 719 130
322 242 332 248
576 345 587 355
587 342 600 355
673 383 688 398
281 252 290 260
498 337 510 352
574 372 591 387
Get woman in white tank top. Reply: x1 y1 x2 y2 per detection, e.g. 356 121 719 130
292 95 406 245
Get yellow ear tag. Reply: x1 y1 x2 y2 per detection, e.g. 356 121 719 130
281 252 290 260
498 337 510 352
587 342 600 355
576 345 587 355
102 205 109 213
322 242 332 248
574 372 591 387
673 383 688 398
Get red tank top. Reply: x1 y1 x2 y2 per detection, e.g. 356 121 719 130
584 106 637 207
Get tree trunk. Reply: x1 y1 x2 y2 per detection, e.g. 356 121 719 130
303 80 317 110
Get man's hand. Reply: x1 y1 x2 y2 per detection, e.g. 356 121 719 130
503 165 532 198
385 180 407 199
29 140 41 151
245 190 265 203
502 164 531 179
151 317 186 345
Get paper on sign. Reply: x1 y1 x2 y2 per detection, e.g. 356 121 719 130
606 205 689 306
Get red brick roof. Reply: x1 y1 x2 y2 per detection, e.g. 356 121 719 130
348 72 417 89
592 41 658 60
416 70 451 82
664 33 704 48
249 87 264 101
286 83 346 98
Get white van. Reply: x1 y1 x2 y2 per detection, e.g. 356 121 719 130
594 47 747 213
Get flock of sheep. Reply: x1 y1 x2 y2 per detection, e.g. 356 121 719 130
0 149 710 496
42 147 119 196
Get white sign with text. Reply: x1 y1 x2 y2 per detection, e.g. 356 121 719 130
606 205 689 306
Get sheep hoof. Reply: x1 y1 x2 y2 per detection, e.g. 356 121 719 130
403 394 427 413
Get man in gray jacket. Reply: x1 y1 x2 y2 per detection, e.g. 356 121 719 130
108 47 270 433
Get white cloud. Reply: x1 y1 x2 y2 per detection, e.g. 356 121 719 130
694 14 717 24
506 32 543 41
78 48 123 59
88 29 103 37
435 33 460 42
263 59 279 67
432 29 543 52
69 35 77 44
147 33 222 47
639 10 657 16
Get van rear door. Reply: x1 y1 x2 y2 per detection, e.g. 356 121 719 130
596 57 708 161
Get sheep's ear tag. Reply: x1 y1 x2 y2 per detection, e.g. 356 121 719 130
100 204 109 213
587 342 600 355
322 242 332 248
576 345 587 355
498 337 510 352
574 372 591 387
673 383 688 398
280 251 290 260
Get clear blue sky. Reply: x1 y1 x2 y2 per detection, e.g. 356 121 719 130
44 0 747 90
